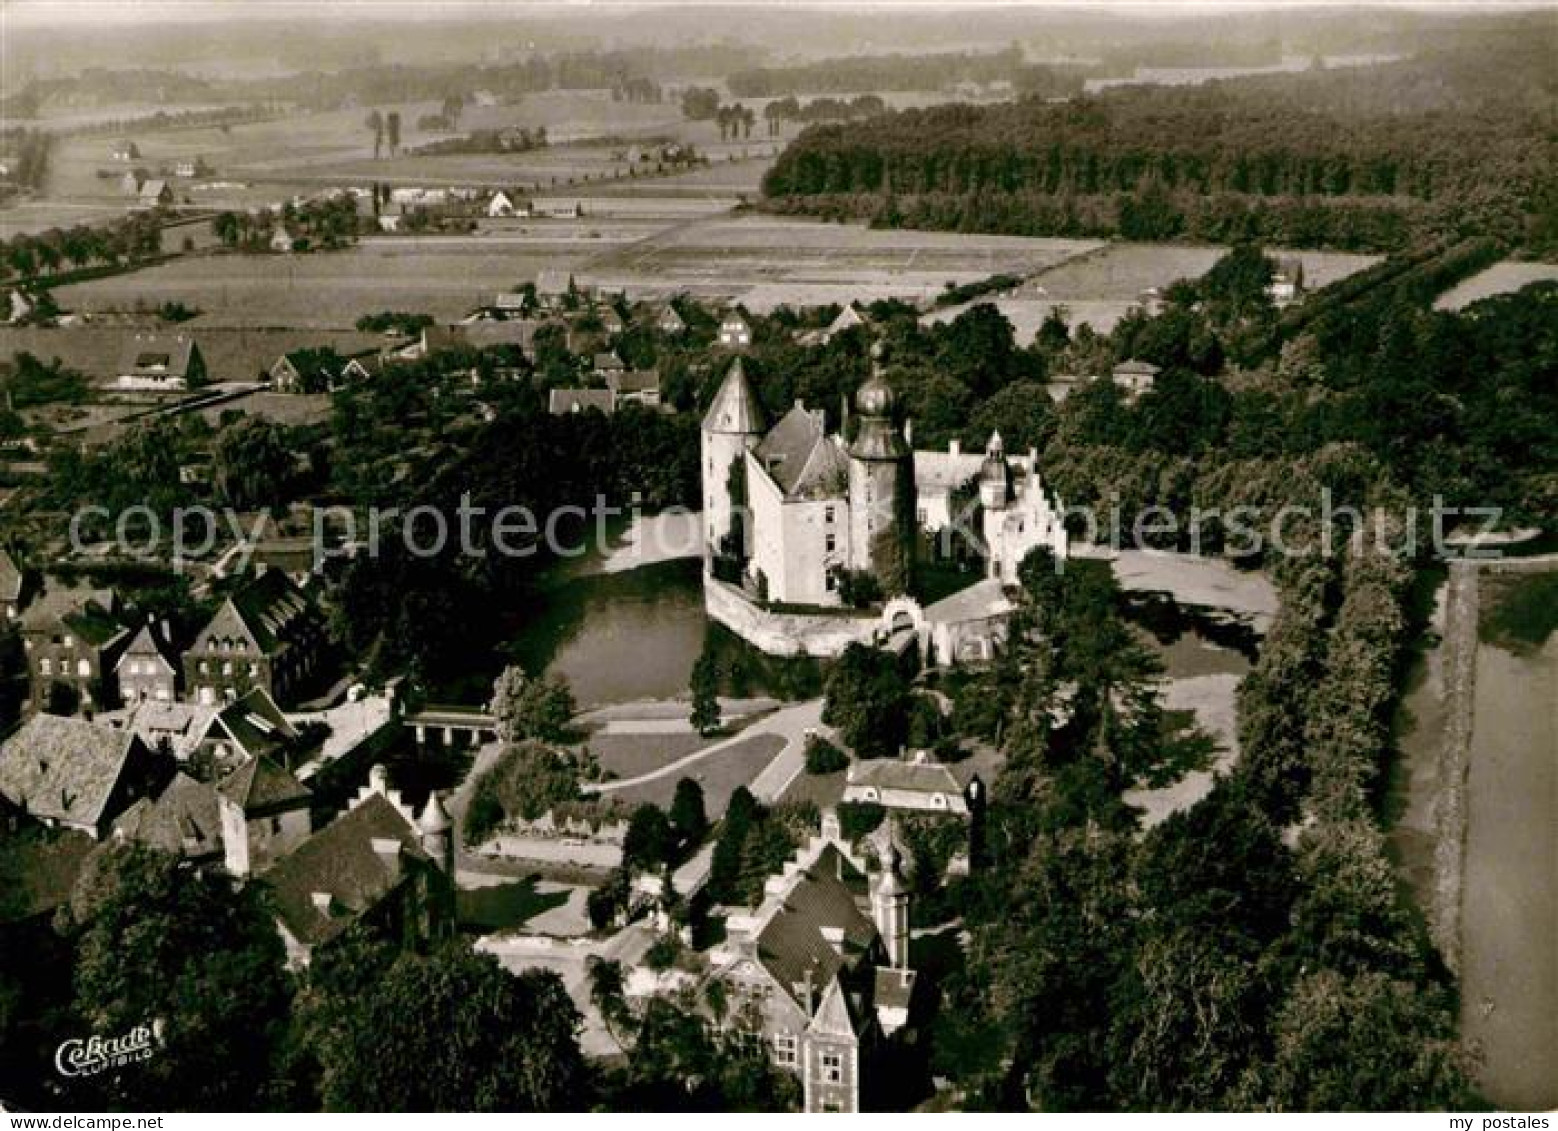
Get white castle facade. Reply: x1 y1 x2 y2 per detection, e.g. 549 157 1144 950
701 358 1069 612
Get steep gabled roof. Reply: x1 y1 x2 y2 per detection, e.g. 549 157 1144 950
0 547 22 603
753 843 877 1010
548 388 617 415
807 975 859 1039
702 358 766 435
0 715 145 830
264 792 427 946
115 622 178 673
208 688 298 763
611 369 661 396
111 772 223 860
219 752 309 815
196 571 312 656
753 404 835 497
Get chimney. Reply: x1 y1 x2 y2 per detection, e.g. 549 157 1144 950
803 964 816 1015
370 837 403 876
310 891 333 914
368 764 390 795
949 439 961 456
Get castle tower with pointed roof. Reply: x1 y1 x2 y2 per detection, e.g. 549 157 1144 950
700 358 767 567
846 352 914 593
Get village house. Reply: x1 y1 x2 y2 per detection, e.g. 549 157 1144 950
269 348 344 394
655 303 686 336
198 687 299 773
608 368 662 409
182 570 326 707
1267 256 1306 306
110 700 217 764
0 547 25 621
820 301 871 344
108 771 226 867
119 169 145 196
0 714 166 839
486 190 530 218
841 752 983 817
6 288 35 325
1111 358 1161 399
597 305 626 336
592 350 627 378
706 814 917 1112
536 269 573 311
548 388 617 416
262 765 453 969
19 585 131 712
114 619 180 704
110 141 141 162
215 751 312 877
270 227 295 253
137 178 173 208
115 333 206 391
339 352 387 384
718 310 753 350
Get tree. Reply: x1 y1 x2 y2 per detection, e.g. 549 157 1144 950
821 643 909 759
308 942 589 1111
212 418 294 510
804 735 849 775
669 777 708 847
385 111 401 157
623 804 675 874
365 110 384 159
64 842 291 1110
489 665 575 743
689 651 720 735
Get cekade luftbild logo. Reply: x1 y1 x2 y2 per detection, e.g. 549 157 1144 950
54 1021 164 1077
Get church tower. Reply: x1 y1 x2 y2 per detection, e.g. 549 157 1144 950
847 352 914 593
700 358 767 566
979 431 1012 581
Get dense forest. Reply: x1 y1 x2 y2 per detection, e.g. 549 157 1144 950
762 25 1558 256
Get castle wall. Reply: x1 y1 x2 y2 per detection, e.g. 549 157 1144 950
705 578 875 658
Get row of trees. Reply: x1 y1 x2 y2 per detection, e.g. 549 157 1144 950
0 211 164 284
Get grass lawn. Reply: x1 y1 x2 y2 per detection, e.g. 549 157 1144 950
609 732 785 813
1479 569 1558 654
457 876 572 934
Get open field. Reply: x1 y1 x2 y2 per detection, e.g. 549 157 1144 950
927 243 1382 337
587 213 1102 307
1435 261 1558 311
607 733 786 812
49 241 602 327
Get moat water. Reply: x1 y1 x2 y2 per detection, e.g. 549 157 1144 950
497 521 1256 709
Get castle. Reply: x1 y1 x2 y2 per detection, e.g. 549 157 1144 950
701 357 1068 620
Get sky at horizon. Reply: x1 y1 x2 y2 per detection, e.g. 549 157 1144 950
5 0 1553 31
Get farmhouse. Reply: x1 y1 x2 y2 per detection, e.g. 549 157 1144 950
0 714 165 839
110 141 141 162
486 190 530 217
137 178 172 207
707 815 916 1112
269 348 344 394
655 303 686 335
116 333 206 391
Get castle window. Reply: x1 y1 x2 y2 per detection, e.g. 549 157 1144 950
40 659 52 675
774 1035 797 1066
77 660 91 677
822 1052 843 1084
824 505 835 523
825 534 836 554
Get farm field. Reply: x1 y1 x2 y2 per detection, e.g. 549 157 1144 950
927 242 1381 338
586 213 1103 306
1434 261 1558 311
48 241 605 328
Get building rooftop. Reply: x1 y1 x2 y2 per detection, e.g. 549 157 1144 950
0 715 146 830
